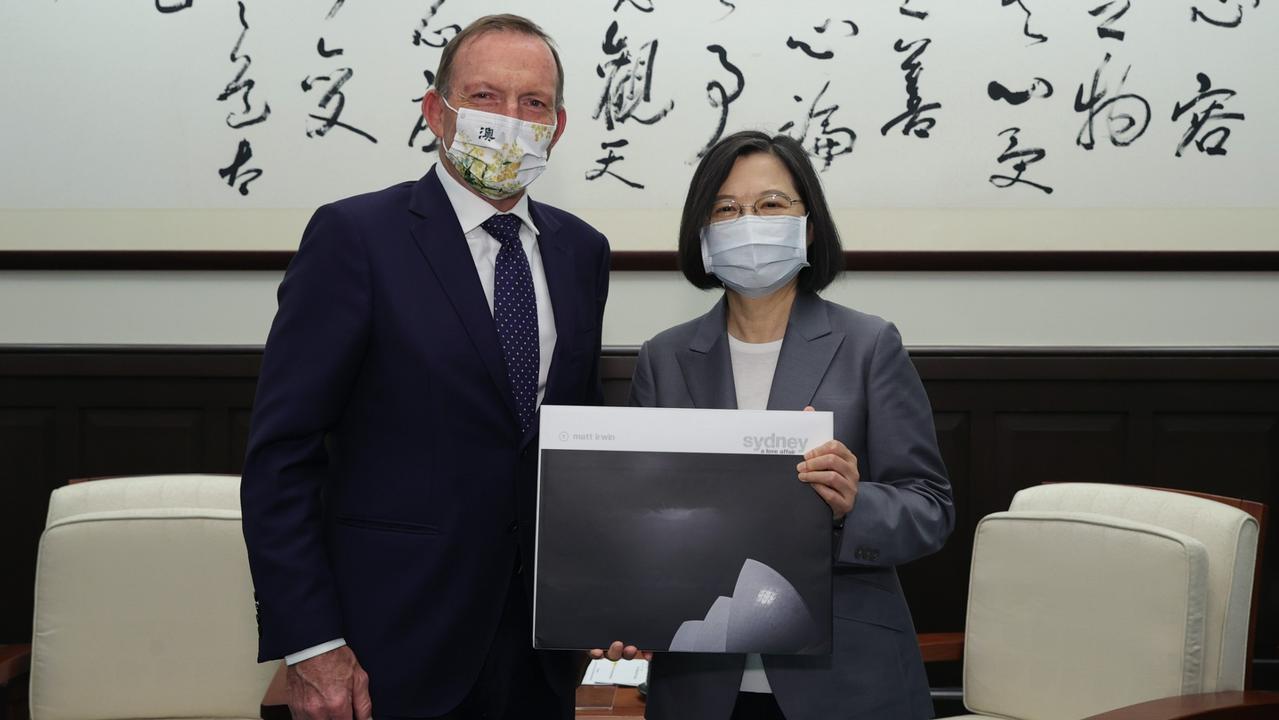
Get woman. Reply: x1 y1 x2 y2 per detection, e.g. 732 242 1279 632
601 131 953 719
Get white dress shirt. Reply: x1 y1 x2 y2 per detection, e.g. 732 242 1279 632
728 333 784 694
285 164 558 666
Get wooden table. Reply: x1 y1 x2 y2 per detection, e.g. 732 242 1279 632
575 684 646 718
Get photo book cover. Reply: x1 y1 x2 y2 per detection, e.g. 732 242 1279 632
534 406 834 655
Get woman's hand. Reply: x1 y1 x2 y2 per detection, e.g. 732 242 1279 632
798 406 859 520
590 641 650 662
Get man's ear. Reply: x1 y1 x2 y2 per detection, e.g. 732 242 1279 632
547 106 568 156
422 89 446 139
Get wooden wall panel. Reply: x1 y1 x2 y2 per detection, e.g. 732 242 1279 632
900 411 973 634
79 408 206 477
1 346 1275 689
0 408 58 646
993 413 1129 504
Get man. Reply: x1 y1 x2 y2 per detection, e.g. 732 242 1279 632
241 15 609 720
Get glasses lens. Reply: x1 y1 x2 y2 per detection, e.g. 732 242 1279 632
709 199 741 223
756 194 797 216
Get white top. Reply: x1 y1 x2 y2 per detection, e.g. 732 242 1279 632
284 166 558 667
728 333 784 694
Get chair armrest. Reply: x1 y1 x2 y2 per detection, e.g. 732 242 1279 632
1081 691 1279 720
0 644 31 686
917 632 964 663
260 661 290 720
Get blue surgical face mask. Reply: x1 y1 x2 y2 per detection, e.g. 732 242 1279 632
700 215 810 298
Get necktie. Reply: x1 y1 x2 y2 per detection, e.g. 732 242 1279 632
481 214 539 433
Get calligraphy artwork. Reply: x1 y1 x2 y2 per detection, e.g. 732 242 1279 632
0 1 1272 219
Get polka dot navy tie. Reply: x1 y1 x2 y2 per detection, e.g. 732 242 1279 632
482 213 539 433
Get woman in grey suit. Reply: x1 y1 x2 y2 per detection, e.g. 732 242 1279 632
599 131 953 719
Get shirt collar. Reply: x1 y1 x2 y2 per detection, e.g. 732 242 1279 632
434 161 540 237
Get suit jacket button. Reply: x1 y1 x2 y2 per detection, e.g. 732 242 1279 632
508 521 519 534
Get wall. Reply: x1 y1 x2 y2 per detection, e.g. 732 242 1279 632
2 270 1278 348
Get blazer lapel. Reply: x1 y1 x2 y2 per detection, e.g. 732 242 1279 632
766 292 844 411
676 296 738 410
523 201 571 447
408 167 519 425
529 201 572 404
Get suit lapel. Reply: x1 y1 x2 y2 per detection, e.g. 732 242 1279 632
676 296 738 410
523 202 571 447
408 167 519 425
766 293 844 411
529 201 571 406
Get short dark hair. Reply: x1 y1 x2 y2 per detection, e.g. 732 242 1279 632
435 14 565 109
678 131 844 293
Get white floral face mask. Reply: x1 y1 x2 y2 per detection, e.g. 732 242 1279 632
441 96 557 200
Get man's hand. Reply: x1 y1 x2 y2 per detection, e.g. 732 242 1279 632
287 645 373 720
799 406 859 520
590 641 651 662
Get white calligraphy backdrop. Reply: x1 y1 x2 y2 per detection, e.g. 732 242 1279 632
1 0 1277 250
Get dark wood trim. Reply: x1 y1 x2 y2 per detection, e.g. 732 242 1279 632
0 251 296 271
918 632 965 663
4 345 1276 382
0 644 30 686
1080 691 1279 720
3 250 1278 272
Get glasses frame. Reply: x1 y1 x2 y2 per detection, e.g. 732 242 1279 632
708 193 805 223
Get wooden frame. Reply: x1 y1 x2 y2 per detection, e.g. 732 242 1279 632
2 249 1279 271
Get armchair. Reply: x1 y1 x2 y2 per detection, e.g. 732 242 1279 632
920 483 1277 720
21 474 275 720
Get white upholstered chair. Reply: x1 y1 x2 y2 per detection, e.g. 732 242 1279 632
27 474 275 720
925 483 1277 720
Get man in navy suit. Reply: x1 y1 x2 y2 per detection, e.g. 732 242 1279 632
241 14 609 720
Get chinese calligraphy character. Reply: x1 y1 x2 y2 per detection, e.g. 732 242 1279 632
1191 0 1261 28
302 41 378 143
1090 0 1131 40
900 0 929 20
880 38 941 139
1171 72 1244 156
1001 0 1047 44
217 2 271 129
785 18 855 59
988 77 1054 106
218 139 262 196
780 81 857 170
614 0 655 12
786 36 835 60
593 21 675 131
697 44 744 158
409 70 439 153
989 128 1053 194
412 0 459 49
155 0 194 12
585 139 644 189
1074 52 1150 149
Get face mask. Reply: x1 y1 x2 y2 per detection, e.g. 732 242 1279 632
441 96 556 199
701 215 810 299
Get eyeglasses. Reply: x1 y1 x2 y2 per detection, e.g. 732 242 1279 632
708 193 804 223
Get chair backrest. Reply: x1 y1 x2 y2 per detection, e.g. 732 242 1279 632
1011 483 1261 692
30 474 275 720
961 483 1259 720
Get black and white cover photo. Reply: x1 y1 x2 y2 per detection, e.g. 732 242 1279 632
535 405 834 654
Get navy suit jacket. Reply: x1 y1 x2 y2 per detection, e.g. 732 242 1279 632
241 167 610 716
629 292 953 720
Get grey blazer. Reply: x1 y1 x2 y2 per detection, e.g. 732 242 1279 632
629 292 953 720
